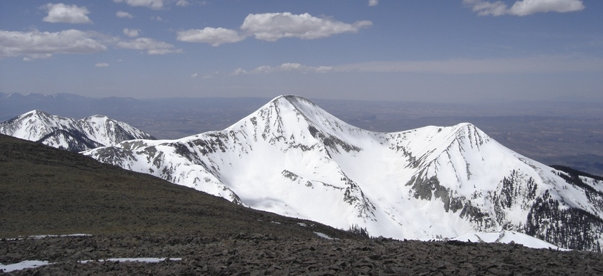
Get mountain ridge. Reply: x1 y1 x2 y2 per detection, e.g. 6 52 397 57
0 133 357 241
0 110 154 152
82 95 603 251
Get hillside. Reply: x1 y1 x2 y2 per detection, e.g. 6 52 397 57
1 134 602 274
0 134 352 239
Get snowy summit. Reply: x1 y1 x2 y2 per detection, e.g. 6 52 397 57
0 110 153 152
84 95 603 251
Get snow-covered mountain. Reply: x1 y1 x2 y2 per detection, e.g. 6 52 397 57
0 110 154 151
84 95 603 251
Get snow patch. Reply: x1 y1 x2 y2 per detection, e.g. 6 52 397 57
0 257 183 272
79 257 182 264
314 232 335 240
452 231 567 250
7 233 92 241
0 260 51 273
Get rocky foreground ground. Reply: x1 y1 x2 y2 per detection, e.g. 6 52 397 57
2 233 603 275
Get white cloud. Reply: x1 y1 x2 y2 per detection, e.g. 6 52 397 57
369 0 379 7
509 0 585 16
42 3 91 24
241 12 372 41
191 71 219 79
463 0 584 16
234 62 334 75
116 37 181 55
0 29 106 60
179 12 371 46
95 62 109 67
123 28 140 37
116 11 133 19
177 27 245 46
464 0 508 16
114 0 164 10
176 0 190 7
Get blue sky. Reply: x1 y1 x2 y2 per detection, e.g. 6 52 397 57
0 0 601 102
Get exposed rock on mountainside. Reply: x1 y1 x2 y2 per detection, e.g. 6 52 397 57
0 110 153 151
84 95 603 251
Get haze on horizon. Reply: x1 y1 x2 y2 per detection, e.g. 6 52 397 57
0 0 602 103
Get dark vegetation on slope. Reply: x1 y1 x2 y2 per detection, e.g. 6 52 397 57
0 134 352 239
1 134 602 274
552 165 603 182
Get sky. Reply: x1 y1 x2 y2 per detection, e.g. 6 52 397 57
0 0 602 103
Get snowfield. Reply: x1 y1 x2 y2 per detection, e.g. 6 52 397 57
71 95 603 251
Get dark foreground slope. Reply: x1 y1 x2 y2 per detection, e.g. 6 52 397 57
1 134 602 275
0 134 352 239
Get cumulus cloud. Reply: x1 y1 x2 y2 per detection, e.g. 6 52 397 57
42 3 92 24
116 11 133 18
233 62 334 75
113 0 164 10
0 29 106 60
123 28 140 37
177 27 245 46
95 62 109 67
241 12 372 41
180 12 371 46
463 0 584 16
116 37 181 55
509 0 585 16
369 0 379 7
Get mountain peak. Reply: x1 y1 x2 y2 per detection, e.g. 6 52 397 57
267 95 320 116
252 94 365 141
83 96 603 252
270 94 311 102
1 110 153 151
22 109 51 118
86 114 110 119
453 122 475 129
450 122 490 146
